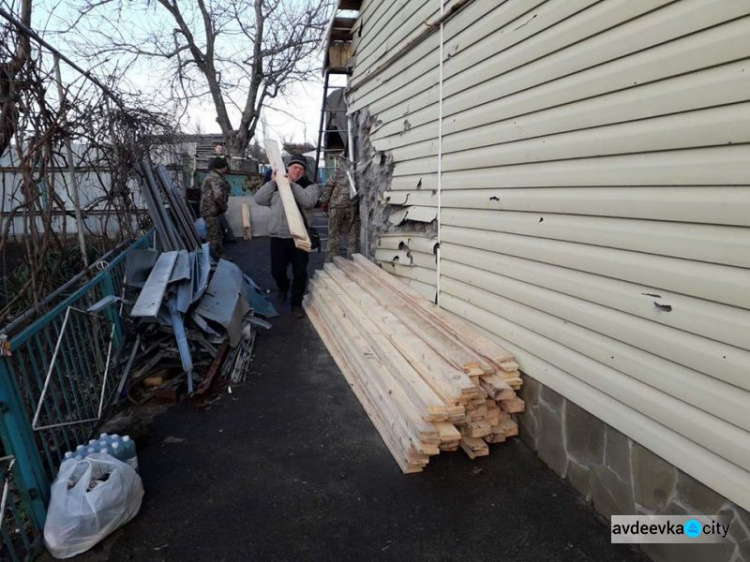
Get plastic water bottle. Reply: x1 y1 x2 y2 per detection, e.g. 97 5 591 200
100 447 110 456
63 451 74 461
86 446 97 457
110 442 123 461
88 439 99 452
121 435 138 471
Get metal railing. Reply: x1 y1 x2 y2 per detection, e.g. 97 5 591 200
0 230 154 561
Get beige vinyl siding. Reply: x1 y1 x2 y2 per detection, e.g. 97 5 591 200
350 0 750 511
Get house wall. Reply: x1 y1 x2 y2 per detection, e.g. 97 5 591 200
347 1 750 559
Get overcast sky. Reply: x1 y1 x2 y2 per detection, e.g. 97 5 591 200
30 0 348 147
186 72 348 146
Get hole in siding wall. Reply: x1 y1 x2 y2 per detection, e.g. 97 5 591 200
538 217 544 222
653 302 673 312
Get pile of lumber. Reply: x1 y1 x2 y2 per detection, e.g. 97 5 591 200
304 254 524 473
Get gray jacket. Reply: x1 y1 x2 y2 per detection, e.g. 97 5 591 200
255 180 320 239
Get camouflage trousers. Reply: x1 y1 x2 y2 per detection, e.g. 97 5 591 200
326 206 360 263
204 215 223 257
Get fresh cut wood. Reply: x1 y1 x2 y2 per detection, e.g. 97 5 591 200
264 139 311 252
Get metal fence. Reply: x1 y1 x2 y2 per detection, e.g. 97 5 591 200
0 231 154 561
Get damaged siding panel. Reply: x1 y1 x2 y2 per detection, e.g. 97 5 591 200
396 277 436 304
374 24 750 141
350 0 397 54
372 120 440 156
435 146 750 188
393 156 441 182
440 225 750 314
441 0 750 112
440 242 750 354
350 0 750 511
394 103 750 169
378 261 436 287
387 62 750 158
438 187 750 227
351 0 546 114
382 190 436 207
393 146 750 188
391 174 437 192
439 292 750 513
441 209 750 268
410 250 437 271
354 0 437 82
438 259 750 395
350 34 441 114
438 274 750 467
442 60 750 149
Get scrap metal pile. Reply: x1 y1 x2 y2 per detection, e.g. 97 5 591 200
111 162 276 400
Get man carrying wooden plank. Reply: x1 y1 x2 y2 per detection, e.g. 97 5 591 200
255 154 320 318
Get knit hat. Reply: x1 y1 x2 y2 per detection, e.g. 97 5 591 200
287 154 308 170
210 156 228 170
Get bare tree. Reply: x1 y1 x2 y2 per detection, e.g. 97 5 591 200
67 0 332 157
0 2 177 324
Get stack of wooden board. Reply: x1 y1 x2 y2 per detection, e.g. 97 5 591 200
303 254 524 473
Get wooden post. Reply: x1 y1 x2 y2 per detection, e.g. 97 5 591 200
241 203 252 240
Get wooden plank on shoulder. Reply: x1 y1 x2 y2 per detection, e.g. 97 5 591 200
264 139 311 252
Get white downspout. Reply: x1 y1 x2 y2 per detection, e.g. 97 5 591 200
436 0 445 307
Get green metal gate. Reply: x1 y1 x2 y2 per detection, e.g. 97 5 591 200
0 231 153 561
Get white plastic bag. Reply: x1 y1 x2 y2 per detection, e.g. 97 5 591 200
44 453 144 559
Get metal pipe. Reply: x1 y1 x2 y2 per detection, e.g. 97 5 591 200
31 307 73 429
314 71 331 182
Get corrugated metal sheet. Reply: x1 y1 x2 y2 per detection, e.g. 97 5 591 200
351 0 750 512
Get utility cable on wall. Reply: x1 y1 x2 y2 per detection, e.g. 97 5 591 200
436 0 445 306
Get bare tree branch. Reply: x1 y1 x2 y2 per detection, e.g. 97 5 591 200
65 0 333 155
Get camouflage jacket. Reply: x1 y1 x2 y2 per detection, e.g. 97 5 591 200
199 170 230 218
322 166 356 209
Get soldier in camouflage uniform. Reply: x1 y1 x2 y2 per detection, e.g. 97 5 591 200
321 159 359 263
200 157 230 257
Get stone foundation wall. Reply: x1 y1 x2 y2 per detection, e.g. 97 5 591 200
517 375 750 562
